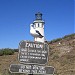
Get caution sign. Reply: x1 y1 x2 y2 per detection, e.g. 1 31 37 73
19 40 49 64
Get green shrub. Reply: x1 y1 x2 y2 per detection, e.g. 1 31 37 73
49 33 75 44
0 48 15 56
3 48 14 55
14 49 18 52
0 50 4 56
63 33 75 39
50 38 62 43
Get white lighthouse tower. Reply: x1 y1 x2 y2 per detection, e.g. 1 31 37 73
30 12 45 43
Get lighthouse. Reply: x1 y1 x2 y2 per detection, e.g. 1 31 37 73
30 12 45 43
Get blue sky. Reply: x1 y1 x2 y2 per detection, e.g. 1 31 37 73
0 0 74 48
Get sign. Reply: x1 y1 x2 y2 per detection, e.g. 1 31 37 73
19 41 49 64
9 64 54 75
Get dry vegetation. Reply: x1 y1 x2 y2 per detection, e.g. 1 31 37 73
0 33 75 75
48 33 75 75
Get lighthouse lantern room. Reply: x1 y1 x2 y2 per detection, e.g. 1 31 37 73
30 12 45 43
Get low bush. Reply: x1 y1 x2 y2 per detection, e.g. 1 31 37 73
3 48 14 55
0 48 14 56
50 38 62 43
14 49 18 52
63 33 75 39
0 50 3 56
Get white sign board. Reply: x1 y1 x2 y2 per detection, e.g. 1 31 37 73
19 41 49 64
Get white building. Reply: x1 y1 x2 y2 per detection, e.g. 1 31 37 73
30 12 45 43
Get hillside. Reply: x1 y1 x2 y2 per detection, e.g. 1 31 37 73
0 33 75 75
48 33 75 75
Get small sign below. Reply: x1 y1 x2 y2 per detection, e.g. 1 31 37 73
9 64 54 75
19 40 49 64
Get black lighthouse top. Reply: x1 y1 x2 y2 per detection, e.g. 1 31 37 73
35 12 42 20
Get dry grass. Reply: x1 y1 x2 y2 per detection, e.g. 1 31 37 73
0 52 19 75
